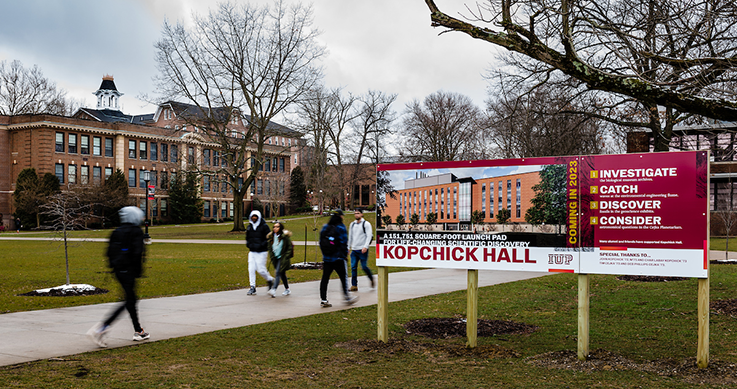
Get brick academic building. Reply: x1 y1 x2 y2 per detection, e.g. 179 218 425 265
0 76 300 229
384 171 541 230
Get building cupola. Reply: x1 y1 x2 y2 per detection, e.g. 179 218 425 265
94 75 123 111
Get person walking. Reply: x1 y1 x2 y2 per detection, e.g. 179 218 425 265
266 221 293 297
15 217 21 233
246 210 274 296
87 206 149 347
348 209 374 291
318 210 358 307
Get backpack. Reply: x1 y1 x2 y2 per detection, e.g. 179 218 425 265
319 224 341 256
361 220 373 245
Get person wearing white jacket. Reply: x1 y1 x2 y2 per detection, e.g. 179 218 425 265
347 209 374 291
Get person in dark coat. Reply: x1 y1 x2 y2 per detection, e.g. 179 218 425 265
87 206 149 347
319 210 358 307
266 221 293 297
246 210 274 295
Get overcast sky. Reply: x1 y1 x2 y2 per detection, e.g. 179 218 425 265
0 0 501 122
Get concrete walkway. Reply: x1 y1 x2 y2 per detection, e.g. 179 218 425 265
0 268 545 367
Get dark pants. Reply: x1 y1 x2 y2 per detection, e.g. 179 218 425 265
319 259 349 301
272 258 290 290
104 270 142 332
350 250 373 287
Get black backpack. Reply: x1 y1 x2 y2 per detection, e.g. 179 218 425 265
319 224 340 256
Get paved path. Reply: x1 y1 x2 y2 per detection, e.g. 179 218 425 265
0 268 545 367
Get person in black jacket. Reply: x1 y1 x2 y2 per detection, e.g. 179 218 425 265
246 210 274 295
87 206 149 347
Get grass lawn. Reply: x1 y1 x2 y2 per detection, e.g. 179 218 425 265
0 239 378 313
9 213 361 242
2 264 737 387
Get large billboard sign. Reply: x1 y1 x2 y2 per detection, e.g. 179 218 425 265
376 151 709 278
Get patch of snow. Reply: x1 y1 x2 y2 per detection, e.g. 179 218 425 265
34 284 98 293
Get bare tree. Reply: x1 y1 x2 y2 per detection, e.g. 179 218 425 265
40 190 94 285
0 60 75 116
400 90 485 162
424 0 737 145
154 0 324 231
485 80 607 158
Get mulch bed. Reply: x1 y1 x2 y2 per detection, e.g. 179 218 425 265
527 349 737 385
616 275 688 282
711 299 737 317
403 317 537 339
18 288 109 297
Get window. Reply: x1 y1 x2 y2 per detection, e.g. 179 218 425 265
55 133 64 152
458 182 471 222
93 137 101 156
160 171 168 190
266 180 271 196
362 185 370 206
55 163 64 183
152 171 158 187
68 165 77 184
203 175 210 192
171 145 178 162
151 143 158 161
203 149 211 165
264 158 270 171
507 180 512 211
516 179 522 218
161 144 168 162
273 157 278 172
279 157 285 172
81 165 89 185
68 134 77 154
224 202 229 218
498 182 503 213
188 146 195 164
139 169 147 188
481 184 486 218
279 181 285 196
204 201 211 218
81 135 89 155
152 199 158 217
490 184 495 218
139 141 147 160
105 138 113 157
161 199 168 217
128 140 136 159
213 151 220 166
128 169 136 187
93 166 102 184
105 167 112 180
257 179 263 195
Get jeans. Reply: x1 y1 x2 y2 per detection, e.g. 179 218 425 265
320 259 349 301
271 258 290 291
104 270 142 333
350 250 373 287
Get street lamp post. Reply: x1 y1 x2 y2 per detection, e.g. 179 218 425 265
142 170 151 241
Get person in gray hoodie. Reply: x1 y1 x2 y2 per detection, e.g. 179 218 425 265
87 206 148 347
245 210 275 295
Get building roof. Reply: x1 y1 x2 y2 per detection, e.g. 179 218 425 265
159 100 299 136
74 108 153 124
98 76 118 92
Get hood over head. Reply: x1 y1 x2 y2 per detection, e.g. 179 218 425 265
119 206 145 225
249 210 262 229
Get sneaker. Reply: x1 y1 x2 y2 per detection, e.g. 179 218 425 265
267 288 276 298
345 295 359 305
133 330 150 341
320 300 332 308
349 286 358 292
86 324 109 348
370 276 375 289
247 286 256 295
282 289 291 296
